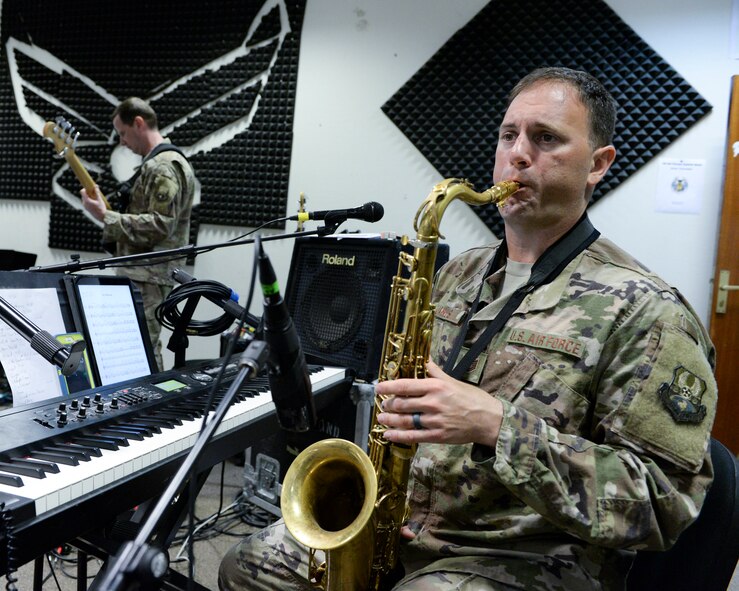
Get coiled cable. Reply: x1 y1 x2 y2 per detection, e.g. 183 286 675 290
0 503 18 591
155 278 254 337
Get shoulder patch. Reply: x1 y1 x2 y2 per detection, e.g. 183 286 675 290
153 175 179 202
658 366 708 424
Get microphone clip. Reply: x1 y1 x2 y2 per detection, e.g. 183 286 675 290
317 219 344 236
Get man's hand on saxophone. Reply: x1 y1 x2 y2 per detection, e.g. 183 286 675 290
375 359 504 449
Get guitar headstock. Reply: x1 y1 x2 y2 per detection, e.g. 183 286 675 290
41 116 109 207
43 117 80 155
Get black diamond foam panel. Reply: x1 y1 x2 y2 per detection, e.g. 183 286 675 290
382 0 712 237
0 0 305 253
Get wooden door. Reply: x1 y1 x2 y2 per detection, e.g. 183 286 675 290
709 75 739 455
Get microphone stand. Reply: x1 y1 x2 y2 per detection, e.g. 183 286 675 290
26 226 341 275
91 339 270 591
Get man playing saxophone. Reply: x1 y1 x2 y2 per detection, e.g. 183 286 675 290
219 67 716 591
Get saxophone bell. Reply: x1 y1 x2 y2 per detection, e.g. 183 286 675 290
281 438 377 589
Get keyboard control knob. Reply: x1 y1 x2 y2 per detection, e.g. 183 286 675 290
70 399 79 410
82 396 91 407
57 411 68 426
110 397 119 409
57 402 67 413
78 407 87 419
96 402 105 414
93 393 102 404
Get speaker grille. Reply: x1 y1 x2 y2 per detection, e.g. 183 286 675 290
285 237 401 380
301 267 365 354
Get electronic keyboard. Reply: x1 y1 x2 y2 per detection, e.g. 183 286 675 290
0 356 351 573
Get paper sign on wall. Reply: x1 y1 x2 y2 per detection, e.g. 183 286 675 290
655 158 706 214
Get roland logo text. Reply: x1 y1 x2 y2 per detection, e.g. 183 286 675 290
321 253 356 266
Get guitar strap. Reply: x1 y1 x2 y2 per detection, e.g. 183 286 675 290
443 214 600 380
114 143 189 212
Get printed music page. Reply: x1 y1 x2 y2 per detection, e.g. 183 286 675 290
0 288 66 406
77 283 151 385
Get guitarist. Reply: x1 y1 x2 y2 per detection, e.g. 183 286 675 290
81 97 197 371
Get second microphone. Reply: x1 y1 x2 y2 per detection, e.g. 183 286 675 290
288 201 384 224
257 238 316 432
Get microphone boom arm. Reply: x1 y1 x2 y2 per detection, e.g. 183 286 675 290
28 229 324 275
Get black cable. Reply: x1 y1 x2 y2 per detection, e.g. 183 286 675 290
44 553 63 590
90 217 289 276
47 551 99 582
101 216 293 272
235 492 276 529
155 279 243 337
0 503 18 591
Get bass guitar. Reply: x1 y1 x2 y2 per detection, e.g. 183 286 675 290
43 117 112 210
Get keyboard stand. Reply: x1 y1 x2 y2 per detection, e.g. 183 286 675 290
28 462 213 591
73 536 210 591
77 464 213 591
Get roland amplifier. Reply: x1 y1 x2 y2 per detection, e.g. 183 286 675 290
284 235 449 381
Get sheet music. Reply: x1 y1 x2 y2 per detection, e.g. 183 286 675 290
77 283 151 385
0 288 66 406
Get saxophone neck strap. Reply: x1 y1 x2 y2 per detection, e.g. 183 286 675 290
444 214 600 379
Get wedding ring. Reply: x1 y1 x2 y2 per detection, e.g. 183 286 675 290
412 412 423 430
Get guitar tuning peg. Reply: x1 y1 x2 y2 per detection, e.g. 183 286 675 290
72 131 80 150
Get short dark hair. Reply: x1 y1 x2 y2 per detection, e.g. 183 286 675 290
112 97 158 129
507 67 618 148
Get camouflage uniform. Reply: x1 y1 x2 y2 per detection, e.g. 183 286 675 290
219 234 717 591
101 147 196 369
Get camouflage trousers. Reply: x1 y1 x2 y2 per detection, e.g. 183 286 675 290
218 520 519 590
135 280 170 372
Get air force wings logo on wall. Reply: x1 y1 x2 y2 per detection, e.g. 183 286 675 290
3 0 303 253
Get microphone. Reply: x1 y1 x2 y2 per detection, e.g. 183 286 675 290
257 240 316 432
289 201 384 224
0 296 86 376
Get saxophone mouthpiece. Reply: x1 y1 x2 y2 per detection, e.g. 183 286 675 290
489 180 520 208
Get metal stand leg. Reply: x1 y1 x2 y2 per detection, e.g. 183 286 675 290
78 549 87 591
33 555 43 591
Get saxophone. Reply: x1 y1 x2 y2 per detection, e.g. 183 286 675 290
281 178 519 590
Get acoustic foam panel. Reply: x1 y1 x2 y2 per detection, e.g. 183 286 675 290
382 0 712 237
0 0 305 253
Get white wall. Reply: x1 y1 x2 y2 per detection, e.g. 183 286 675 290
0 0 733 369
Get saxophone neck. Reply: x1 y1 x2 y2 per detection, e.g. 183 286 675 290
413 178 519 242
